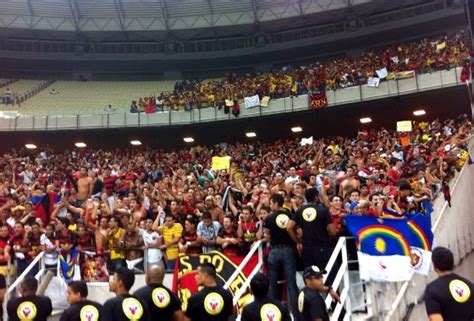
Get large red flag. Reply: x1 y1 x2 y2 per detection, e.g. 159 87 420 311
34 192 57 223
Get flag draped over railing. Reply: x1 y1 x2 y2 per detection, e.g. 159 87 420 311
59 247 80 280
345 213 434 282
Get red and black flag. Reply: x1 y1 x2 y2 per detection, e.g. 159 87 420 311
309 92 328 110
34 192 57 223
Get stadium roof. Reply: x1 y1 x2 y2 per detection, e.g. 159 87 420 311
0 0 405 34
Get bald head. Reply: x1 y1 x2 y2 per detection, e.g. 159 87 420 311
146 265 165 285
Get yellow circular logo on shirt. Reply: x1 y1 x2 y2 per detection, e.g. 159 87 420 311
17 301 37 320
122 297 144 320
449 279 471 303
298 291 305 313
260 303 282 321
302 208 317 222
276 214 289 229
80 305 100 321
152 287 171 308
204 292 224 315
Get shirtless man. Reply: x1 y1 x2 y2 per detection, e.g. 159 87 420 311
122 222 144 272
270 172 292 195
77 167 93 204
339 165 360 198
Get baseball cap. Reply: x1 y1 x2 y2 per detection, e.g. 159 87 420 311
303 265 326 279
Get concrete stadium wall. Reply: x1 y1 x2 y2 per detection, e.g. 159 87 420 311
380 139 474 320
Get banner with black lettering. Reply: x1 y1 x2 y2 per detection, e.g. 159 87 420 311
309 92 328 110
172 251 259 311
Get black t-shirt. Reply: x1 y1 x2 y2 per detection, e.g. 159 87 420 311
134 284 181 321
60 300 103 321
102 293 150 321
7 295 53 321
185 285 233 321
241 296 291 321
0 274 5 321
298 287 329 321
293 204 331 247
425 273 474 321
265 210 294 247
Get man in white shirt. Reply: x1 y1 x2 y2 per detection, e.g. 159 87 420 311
140 218 163 270
196 212 221 253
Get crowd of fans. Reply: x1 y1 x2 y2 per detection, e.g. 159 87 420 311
133 31 470 112
0 115 471 283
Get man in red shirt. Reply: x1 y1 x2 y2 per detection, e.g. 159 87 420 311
387 158 403 183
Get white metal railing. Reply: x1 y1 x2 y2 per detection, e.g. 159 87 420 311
324 237 353 321
223 240 263 306
7 251 46 294
383 140 473 321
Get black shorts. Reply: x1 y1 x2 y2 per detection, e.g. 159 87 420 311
301 245 331 270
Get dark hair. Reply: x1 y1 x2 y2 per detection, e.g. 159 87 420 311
199 263 217 280
115 267 135 291
432 247 454 271
241 205 253 214
260 206 271 213
202 211 212 220
305 188 319 203
270 194 284 207
57 217 70 227
68 281 88 298
250 273 269 298
164 213 175 221
22 277 38 293
396 179 412 191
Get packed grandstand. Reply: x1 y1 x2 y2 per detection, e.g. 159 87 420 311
1 0 474 320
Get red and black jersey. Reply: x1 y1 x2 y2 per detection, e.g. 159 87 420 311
57 229 75 256
76 231 95 250
0 237 9 265
217 228 241 256
182 231 201 255
103 175 117 195
240 220 259 244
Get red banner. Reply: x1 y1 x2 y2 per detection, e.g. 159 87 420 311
172 251 259 312
309 92 328 110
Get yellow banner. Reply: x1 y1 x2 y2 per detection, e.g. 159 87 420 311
211 156 231 170
260 96 270 107
436 41 446 50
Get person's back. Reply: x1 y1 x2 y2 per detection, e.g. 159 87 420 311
425 273 474 321
425 247 474 321
185 263 233 321
134 265 183 321
103 267 150 321
241 273 291 321
7 277 52 321
60 281 103 321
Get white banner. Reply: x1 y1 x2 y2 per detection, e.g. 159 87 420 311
300 136 313 146
390 56 399 64
409 247 432 275
244 95 260 108
367 77 380 88
376 68 388 79
358 252 412 282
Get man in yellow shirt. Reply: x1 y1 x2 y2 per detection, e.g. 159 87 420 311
156 214 183 271
108 216 126 272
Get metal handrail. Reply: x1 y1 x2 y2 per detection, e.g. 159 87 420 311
223 240 262 290
7 251 45 294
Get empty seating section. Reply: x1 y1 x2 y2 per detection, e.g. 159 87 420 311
18 80 176 115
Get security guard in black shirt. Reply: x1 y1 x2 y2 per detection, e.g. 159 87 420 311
134 264 184 321
287 188 336 270
7 277 53 321
60 281 103 321
185 263 233 321
264 194 300 320
425 247 474 321
298 266 340 321
103 267 150 321
241 273 291 321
